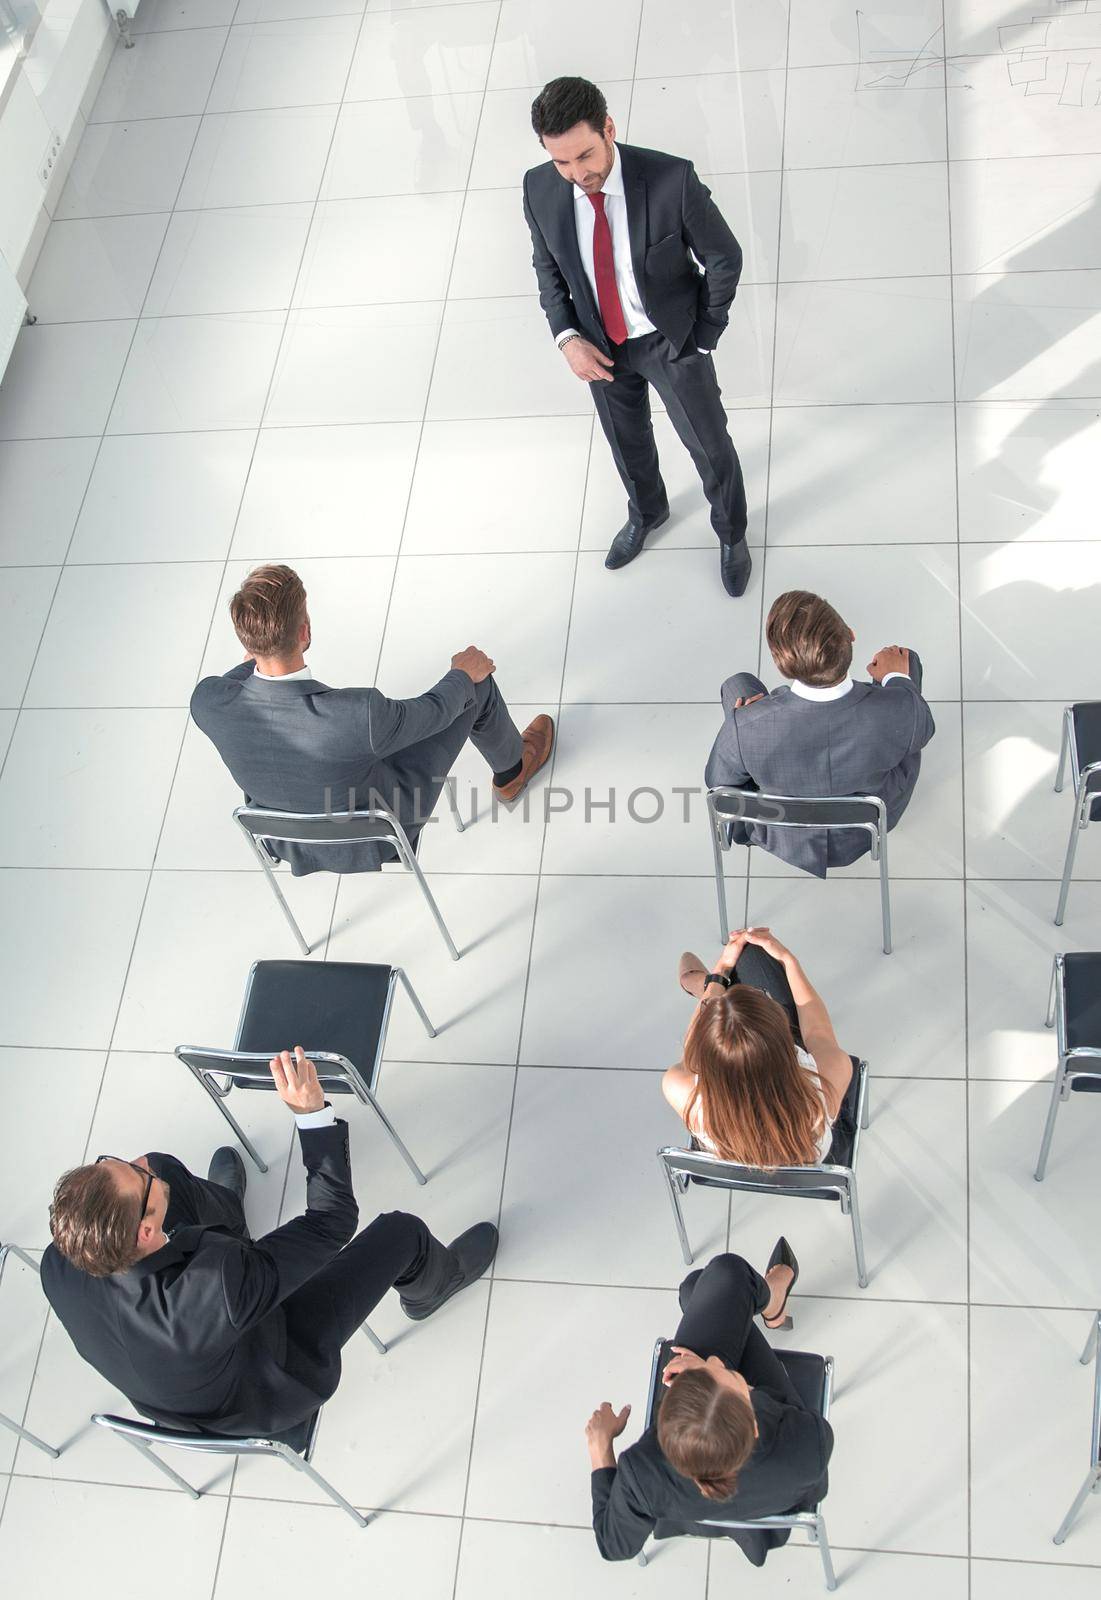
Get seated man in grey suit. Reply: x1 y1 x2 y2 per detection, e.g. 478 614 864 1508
191 564 554 874
705 590 935 877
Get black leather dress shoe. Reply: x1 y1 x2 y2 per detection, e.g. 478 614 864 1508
207 1146 246 1202
720 538 752 598
401 1222 499 1321
605 509 669 570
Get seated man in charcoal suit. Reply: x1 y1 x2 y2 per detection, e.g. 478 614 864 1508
190 563 554 875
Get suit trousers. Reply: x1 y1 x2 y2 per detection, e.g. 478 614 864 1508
590 330 747 544
277 1212 459 1399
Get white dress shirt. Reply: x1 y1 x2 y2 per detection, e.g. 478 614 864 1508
253 663 313 682
556 144 656 348
790 673 906 701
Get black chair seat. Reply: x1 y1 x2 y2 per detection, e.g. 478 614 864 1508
1062 953 1101 1092
1072 704 1101 786
233 960 394 1093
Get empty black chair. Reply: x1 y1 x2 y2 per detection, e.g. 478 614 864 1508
1035 952 1101 1180
1053 1310 1101 1545
637 1338 837 1588
176 959 436 1187
708 787 891 953
1054 703 1101 926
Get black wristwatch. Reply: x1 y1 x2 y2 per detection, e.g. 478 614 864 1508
703 971 732 990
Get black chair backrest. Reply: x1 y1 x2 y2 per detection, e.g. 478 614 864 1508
711 788 882 830
647 1341 827 1428
235 808 400 846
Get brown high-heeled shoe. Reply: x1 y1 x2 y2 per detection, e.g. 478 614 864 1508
678 951 708 996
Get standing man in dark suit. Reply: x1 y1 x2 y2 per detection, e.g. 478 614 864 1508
41 1049 498 1436
585 1249 832 1565
523 77 751 597
706 590 936 876
191 564 554 876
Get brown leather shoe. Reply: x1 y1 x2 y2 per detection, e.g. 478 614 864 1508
493 714 555 803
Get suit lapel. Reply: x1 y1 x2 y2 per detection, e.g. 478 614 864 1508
618 143 649 296
552 172 600 327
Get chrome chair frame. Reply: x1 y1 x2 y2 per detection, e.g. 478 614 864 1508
0 1242 60 1459
1035 952 1101 1182
93 1403 368 1528
636 1338 837 1589
708 787 891 954
659 1061 872 1288
1053 1311 1101 1545
176 961 433 1198
235 786 465 961
1054 704 1101 927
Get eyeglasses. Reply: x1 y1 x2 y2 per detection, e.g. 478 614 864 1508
96 1156 155 1245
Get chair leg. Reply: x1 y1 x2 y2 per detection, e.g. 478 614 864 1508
0 1242 40 1274
183 1061 269 1174
846 1176 869 1289
1055 796 1084 927
813 1514 838 1591
0 1411 60 1458
1034 1062 1066 1182
662 1161 694 1267
443 776 466 834
1055 708 1071 793
1053 1465 1101 1545
710 819 730 943
637 1546 648 1568
249 833 311 957
402 845 461 961
1081 1314 1099 1365
361 1322 388 1355
364 1089 427 1186
281 1449 369 1529
395 966 437 1039
878 831 892 956
115 1431 201 1499
1045 958 1060 1029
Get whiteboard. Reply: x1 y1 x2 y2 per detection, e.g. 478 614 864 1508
0 238 26 381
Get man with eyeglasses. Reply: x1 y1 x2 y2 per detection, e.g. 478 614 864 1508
40 1049 497 1437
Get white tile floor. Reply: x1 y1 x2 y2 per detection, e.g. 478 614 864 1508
0 1 1099 1595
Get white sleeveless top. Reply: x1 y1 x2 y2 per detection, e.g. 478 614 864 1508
689 1047 833 1164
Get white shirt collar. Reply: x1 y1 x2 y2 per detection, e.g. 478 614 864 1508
253 664 313 682
573 142 624 203
790 677 853 702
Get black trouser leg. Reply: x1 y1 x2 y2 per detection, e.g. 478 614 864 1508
281 1211 445 1368
731 944 803 1043
590 357 669 529
674 1253 801 1407
643 345 747 544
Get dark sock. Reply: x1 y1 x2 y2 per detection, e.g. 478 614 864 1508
493 758 523 787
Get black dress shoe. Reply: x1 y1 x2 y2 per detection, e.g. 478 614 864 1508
401 1222 499 1321
720 538 752 598
605 509 669 570
207 1146 246 1203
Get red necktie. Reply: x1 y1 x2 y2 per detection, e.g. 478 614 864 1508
587 191 629 345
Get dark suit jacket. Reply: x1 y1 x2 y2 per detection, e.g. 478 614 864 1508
41 1122 358 1437
592 1385 833 1565
190 661 477 874
705 679 936 876
523 141 742 355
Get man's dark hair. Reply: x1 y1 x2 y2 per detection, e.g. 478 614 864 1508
49 1164 142 1277
531 77 608 142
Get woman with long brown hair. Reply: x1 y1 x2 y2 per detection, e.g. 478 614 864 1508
662 926 853 1183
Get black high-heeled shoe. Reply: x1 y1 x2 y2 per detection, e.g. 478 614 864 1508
762 1236 799 1330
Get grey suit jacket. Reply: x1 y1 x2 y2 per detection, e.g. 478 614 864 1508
190 662 476 874
523 141 742 355
704 680 936 877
